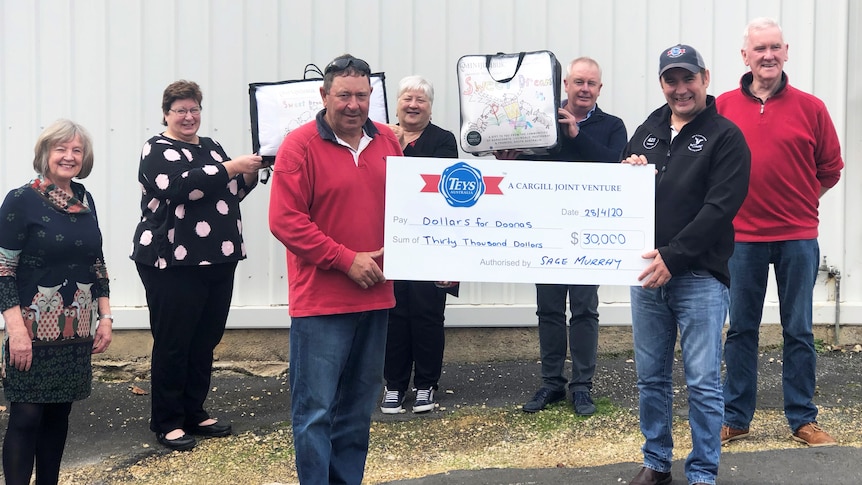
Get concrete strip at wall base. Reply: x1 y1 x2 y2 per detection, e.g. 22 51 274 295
25 301 860 330
77 323 862 380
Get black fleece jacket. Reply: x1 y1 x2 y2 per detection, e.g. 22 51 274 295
622 96 751 287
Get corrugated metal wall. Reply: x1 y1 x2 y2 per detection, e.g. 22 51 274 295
1 0 857 328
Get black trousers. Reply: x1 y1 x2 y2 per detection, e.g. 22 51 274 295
384 280 447 391
535 284 599 393
136 262 237 434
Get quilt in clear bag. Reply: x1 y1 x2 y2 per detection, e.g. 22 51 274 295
457 51 562 156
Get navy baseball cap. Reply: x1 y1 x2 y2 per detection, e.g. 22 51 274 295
659 44 706 76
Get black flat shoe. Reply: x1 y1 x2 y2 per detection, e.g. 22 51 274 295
189 421 232 437
156 432 196 451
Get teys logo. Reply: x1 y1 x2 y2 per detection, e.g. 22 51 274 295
419 162 503 208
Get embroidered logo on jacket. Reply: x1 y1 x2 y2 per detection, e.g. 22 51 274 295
688 134 707 152
642 134 659 150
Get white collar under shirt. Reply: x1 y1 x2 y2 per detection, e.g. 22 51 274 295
334 130 374 166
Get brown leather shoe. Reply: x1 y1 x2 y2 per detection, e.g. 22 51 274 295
792 422 836 447
720 424 750 445
630 466 672 485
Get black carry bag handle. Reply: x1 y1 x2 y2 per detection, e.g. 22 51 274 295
486 51 526 84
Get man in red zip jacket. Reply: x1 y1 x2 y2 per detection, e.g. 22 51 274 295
717 17 844 449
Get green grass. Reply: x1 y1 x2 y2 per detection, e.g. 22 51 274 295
813 338 828 354
366 397 627 451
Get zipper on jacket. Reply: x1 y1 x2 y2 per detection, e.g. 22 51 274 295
657 147 671 183
748 91 766 115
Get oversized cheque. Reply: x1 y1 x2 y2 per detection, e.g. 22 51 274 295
384 157 656 285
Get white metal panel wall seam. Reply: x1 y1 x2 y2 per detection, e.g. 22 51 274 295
0 0 856 328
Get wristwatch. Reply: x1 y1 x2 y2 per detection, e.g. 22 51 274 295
98 314 114 323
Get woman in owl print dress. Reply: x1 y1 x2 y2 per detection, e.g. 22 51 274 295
0 119 113 485
131 80 263 451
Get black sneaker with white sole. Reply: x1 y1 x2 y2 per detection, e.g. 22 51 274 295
380 386 405 414
412 387 436 413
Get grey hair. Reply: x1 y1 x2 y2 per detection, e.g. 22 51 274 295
567 57 603 80
743 17 783 49
397 75 434 105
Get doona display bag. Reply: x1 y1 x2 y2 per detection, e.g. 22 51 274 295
249 64 389 165
457 50 562 156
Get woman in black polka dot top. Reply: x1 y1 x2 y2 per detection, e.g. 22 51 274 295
131 80 264 451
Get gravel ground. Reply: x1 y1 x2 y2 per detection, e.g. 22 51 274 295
7 347 862 484
56 404 862 485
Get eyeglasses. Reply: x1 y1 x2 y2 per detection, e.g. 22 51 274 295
324 56 371 76
169 107 202 117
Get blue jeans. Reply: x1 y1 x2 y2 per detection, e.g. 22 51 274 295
289 311 388 485
723 240 820 432
631 272 727 485
535 284 599 393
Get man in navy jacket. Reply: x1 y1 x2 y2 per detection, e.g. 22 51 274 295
498 56 627 417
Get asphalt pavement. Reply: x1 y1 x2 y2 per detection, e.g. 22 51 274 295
1 349 861 484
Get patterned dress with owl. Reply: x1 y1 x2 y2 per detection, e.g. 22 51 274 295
0 178 110 403
130 135 254 269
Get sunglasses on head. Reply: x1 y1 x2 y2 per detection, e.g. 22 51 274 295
324 56 371 76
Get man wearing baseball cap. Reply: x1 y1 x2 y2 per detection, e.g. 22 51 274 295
621 44 751 485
